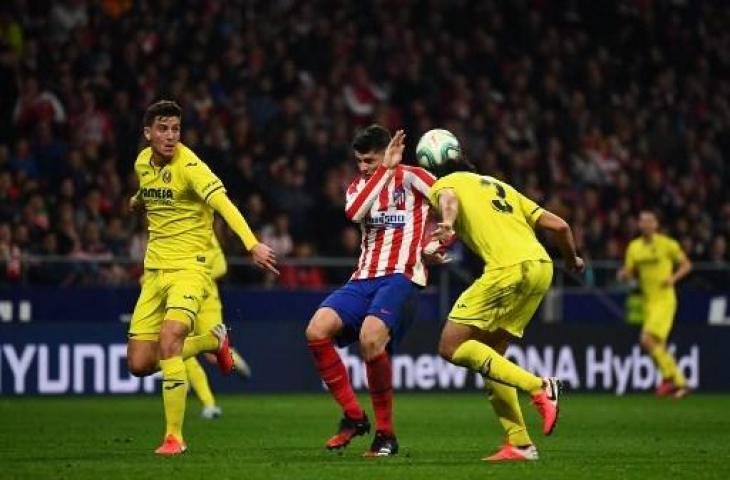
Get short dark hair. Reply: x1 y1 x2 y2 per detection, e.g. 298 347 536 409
143 100 182 126
351 124 391 154
639 209 660 221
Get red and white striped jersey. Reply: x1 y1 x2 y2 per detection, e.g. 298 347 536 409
345 164 436 286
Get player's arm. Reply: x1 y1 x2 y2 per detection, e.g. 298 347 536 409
129 190 143 212
431 188 458 242
208 193 279 275
345 167 393 222
663 242 692 287
534 210 585 273
345 130 405 222
617 243 636 282
185 159 278 275
617 256 634 281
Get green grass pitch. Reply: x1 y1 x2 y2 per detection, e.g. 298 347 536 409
1 393 728 480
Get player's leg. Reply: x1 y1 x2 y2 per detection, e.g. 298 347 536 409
477 330 537 462
186 285 227 419
359 274 418 457
441 261 559 437
180 278 233 374
305 282 370 450
156 315 192 455
495 260 561 435
641 295 687 397
154 270 211 455
439 321 543 393
127 270 165 376
439 264 544 394
184 356 220 419
359 314 396 457
195 281 250 378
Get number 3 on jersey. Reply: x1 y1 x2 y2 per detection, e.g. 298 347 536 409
480 176 513 213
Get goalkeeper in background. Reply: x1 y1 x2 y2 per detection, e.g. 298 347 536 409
617 210 692 398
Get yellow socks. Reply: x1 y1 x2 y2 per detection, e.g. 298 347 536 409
181 333 218 359
650 344 687 387
185 357 216 408
159 356 188 441
485 379 532 447
452 340 543 394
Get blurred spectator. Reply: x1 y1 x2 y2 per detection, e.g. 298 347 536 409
260 212 293 258
0 0 727 286
279 241 326 289
27 231 75 285
13 75 66 130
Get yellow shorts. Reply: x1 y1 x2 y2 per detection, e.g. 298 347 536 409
449 260 553 338
128 269 214 340
195 282 222 335
641 294 676 341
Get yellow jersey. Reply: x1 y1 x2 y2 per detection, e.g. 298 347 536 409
135 143 226 272
208 233 227 281
428 172 550 269
624 234 683 297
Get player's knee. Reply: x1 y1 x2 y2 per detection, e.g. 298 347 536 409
359 323 389 361
305 309 340 341
438 337 457 362
127 357 155 377
158 330 185 359
640 333 657 351
359 337 386 361
305 321 331 341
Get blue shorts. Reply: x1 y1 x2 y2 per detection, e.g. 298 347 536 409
319 274 420 349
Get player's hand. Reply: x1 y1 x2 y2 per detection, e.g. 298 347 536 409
129 194 143 212
567 256 585 274
616 268 629 282
251 243 279 276
432 222 455 243
661 276 675 288
423 250 452 266
383 129 405 169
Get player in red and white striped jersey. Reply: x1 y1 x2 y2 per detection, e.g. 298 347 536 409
345 143 435 286
305 125 446 457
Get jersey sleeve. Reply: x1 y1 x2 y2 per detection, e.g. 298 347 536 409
184 161 226 203
405 166 436 198
209 247 228 279
345 165 393 222
624 242 636 271
427 176 456 208
667 238 684 264
517 192 544 227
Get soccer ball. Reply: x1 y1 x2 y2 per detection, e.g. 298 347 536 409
416 129 461 171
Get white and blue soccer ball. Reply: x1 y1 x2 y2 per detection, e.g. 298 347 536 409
416 129 461 171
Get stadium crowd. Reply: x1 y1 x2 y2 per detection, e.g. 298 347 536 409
0 0 728 286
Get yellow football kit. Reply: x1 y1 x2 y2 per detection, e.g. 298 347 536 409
195 234 227 335
428 173 552 337
624 234 684 340
129 143 226 339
